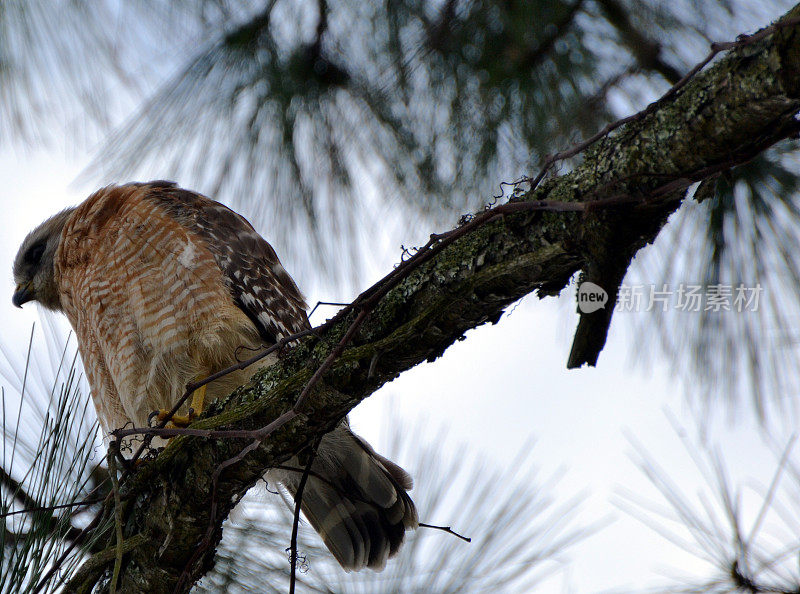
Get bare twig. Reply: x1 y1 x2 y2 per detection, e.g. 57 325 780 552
288 440 319 594
419 522 472 543
173 436 273 593
108 445 124 594
0 497 103 518
295 309 370 413
307 300 350 318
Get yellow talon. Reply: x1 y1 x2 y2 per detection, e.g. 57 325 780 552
154 409 194 428
154 384 207 428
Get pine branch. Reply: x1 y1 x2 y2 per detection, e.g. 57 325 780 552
63 5 800 592
0 436 87 547
597 0 683 83
1 466 40 513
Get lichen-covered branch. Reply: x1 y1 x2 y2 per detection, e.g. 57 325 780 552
67 5 800 593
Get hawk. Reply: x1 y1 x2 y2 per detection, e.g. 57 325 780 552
12 181 417 571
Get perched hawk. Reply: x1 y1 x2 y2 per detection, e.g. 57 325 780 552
12 181 417 571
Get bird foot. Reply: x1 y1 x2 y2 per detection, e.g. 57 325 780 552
147 383 206 429
152 408 197 428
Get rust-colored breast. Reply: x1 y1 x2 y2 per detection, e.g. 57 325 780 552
55 185 261 432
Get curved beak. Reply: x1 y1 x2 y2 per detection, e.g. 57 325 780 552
12 282 34 308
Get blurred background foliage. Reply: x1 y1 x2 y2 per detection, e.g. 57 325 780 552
3 0 800 591
0 326 107 593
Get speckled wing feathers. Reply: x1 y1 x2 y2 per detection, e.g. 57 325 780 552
142 181 310 344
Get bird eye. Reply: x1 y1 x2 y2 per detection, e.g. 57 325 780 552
27 242 46 264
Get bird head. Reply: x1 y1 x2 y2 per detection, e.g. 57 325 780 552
13 208 75 311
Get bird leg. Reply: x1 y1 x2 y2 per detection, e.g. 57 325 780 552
155 383 207 428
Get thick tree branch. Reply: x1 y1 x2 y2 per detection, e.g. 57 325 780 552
65 6 800 592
